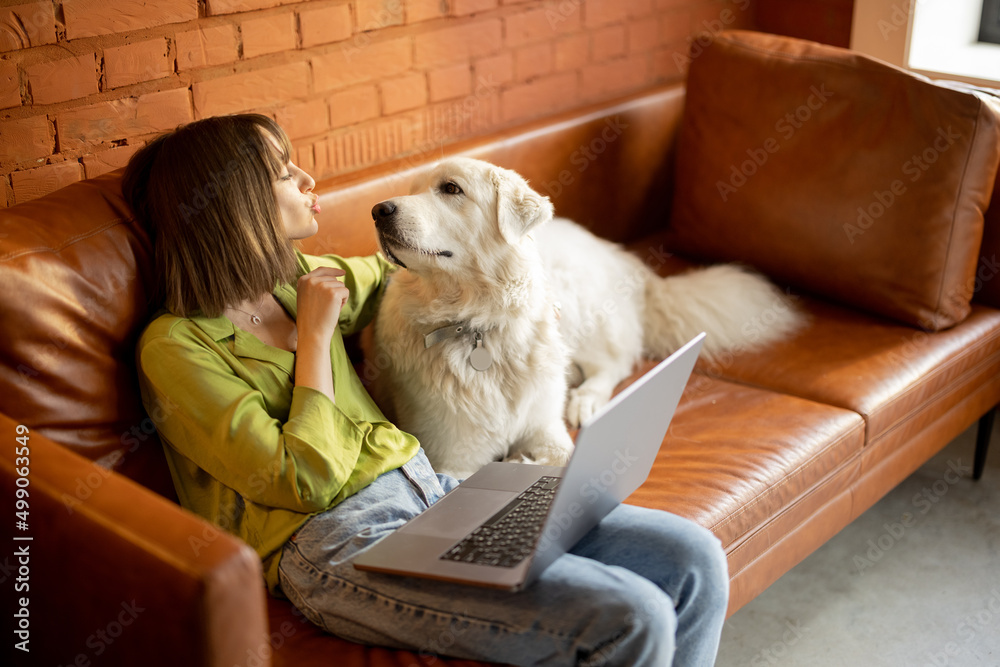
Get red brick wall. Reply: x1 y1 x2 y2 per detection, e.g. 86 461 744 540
0 0 756 207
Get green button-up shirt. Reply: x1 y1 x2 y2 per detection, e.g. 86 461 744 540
136 251 419 595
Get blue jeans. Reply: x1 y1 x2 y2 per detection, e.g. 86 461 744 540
278 449 728 666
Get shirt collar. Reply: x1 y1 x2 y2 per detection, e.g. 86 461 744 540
183 250 310 366
188 312 236 342
186 283 300 372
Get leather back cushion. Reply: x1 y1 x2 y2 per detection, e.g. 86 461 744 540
0 173 176 495
301 84 687 258
668 30 1000 331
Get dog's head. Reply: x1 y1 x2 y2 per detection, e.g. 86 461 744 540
371 157 554 278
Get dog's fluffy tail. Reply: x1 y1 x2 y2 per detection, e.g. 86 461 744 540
642 264 804 363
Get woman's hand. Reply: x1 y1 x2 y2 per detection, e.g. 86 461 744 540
296 267 350 342
295 268 350 403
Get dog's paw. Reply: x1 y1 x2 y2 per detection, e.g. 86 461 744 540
565 387 605 428
507 426 575 468
505 448 571 468
530 448 572 468
503 451 537 465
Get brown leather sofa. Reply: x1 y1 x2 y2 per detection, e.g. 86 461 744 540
3 31 999 666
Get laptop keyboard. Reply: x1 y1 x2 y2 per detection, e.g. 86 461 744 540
440 476 561 568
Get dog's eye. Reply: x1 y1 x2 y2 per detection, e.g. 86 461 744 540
441 182 463 196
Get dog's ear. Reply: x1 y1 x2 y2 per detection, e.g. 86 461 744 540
492 165 554 243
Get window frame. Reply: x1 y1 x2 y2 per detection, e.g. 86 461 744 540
852 0 1000 88
980 0 1000 45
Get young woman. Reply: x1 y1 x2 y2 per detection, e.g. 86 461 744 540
123 113 729 666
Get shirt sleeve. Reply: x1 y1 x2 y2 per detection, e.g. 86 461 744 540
298 251 396 336
138 328 372 513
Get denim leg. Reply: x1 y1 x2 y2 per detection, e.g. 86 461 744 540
277 450 726 666
568 504 730 667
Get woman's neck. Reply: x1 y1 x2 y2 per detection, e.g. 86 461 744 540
224 292 298 352
225 293 271 324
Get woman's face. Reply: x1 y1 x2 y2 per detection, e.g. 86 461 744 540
273 159 320 240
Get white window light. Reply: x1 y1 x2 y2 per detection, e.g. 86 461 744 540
851 0 1000 88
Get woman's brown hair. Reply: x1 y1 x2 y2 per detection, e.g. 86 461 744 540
123 114 299 318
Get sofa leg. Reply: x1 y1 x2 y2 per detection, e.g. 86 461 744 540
974 407 996 481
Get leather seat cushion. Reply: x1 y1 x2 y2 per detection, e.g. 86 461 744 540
625 371 865 550
699 298 1000 450
629 231 1000 452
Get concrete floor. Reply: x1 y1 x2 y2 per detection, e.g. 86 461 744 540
716 413 1000 667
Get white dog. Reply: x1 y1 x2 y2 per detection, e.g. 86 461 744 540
369 157 801 479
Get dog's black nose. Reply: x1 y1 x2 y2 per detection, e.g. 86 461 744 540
372 200 396 224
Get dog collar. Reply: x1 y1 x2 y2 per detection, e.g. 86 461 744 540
423 323 493 371
424 323 469 348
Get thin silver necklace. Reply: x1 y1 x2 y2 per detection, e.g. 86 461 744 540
229 295 267 325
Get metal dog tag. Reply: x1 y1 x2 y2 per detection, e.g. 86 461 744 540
470 332 493 371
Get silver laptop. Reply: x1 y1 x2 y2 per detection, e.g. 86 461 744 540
353 333 705 591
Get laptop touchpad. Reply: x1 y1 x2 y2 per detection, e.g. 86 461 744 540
407 488 514 539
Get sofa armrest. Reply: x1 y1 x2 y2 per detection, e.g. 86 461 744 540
1 412 269 666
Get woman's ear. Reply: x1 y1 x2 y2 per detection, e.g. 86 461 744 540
492 165 554 243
